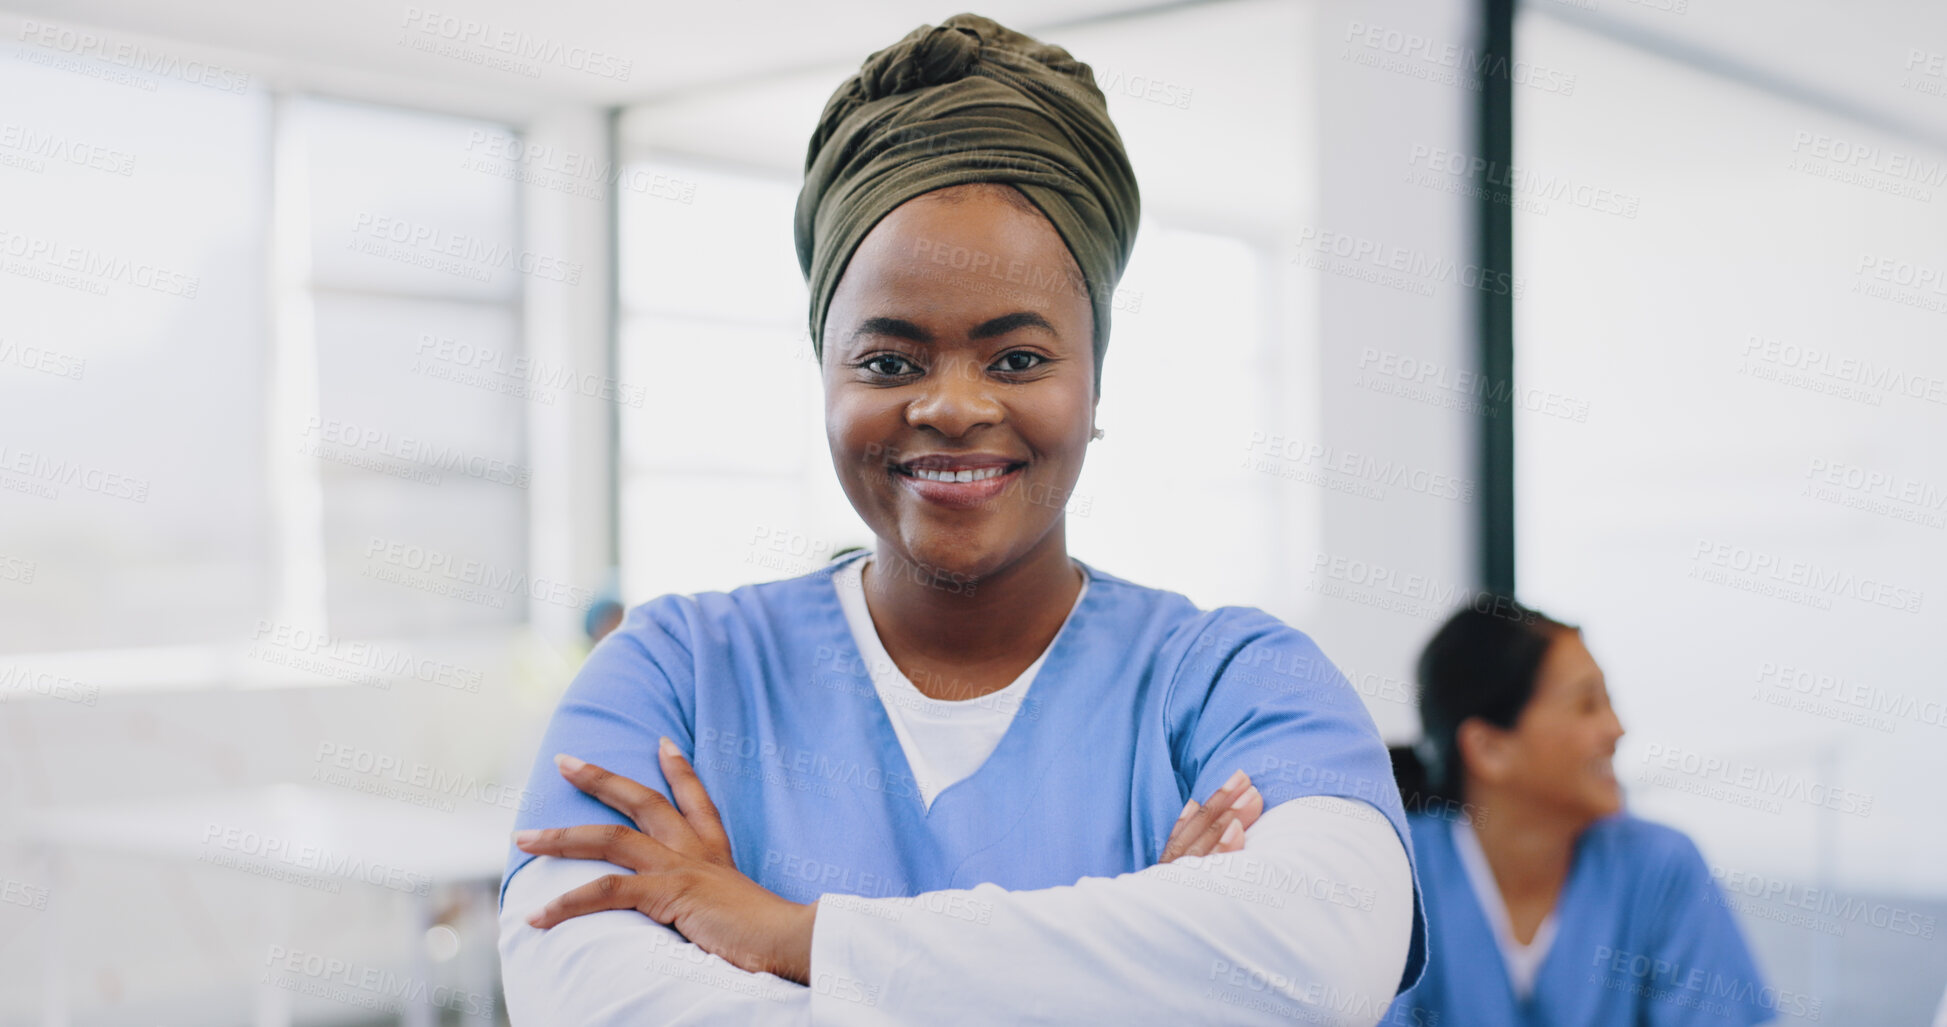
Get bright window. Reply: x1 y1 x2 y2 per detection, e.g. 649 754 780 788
0 59 530 688
0 51 272 654
1515 14 1947 1021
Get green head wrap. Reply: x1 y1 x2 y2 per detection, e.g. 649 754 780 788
794 12 1141 391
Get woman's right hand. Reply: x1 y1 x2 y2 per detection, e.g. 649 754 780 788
1157 770 1263 863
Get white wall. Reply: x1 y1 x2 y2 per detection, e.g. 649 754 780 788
1305 0 1484 742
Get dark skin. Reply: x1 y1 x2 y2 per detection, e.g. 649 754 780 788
823 183 1096 701
1455 627 1626 944
515 183 1263 982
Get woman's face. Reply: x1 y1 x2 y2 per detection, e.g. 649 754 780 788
1476 629 1627 822
821 185 1096 584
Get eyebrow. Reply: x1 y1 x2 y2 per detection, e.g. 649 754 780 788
847 311 1058 348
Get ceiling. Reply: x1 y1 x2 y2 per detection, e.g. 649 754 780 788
1529 0 1947 147
7 0 1940 229
10 0 1942 131
1 0 1311 228
3 0 1192 108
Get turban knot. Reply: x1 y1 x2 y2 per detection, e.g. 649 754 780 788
864 24 983 99
795 13 1140 391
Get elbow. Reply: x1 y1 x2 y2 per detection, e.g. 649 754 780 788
497 891 555 1026
1313 895 1414 1025
1212 893 1411 1027
1216 802 1418 1026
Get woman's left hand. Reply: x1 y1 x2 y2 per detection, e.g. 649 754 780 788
513 739 816 984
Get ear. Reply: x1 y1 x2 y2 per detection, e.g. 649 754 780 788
1455 716 1517 788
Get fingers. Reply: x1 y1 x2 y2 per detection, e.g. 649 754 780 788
1201 780 1264 855
523 872 668 930
1214 783 1263 853
1180 808 1247 859
514 823 672 871
554 754 694 849
1222 818 1245 847
1231 779 1265 831
658 738 735 866
1160 798 1200 860
1159 770 1260 863
1160 807 1187 863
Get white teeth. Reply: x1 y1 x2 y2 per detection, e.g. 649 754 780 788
908 465 1009 483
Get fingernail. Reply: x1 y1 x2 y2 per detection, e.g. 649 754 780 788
555 753 585 773
513 829 540 845
1220 819 1244 846
1222 769 1247 794
1180 798 1197 818
1231 785 1260 811
525 912 544 927
659 737 678 759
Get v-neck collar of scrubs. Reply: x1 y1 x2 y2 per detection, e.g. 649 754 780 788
837 553 1083 719
1450 816 1564 1003
817 549 1099 820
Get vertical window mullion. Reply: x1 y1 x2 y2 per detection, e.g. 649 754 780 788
266 91 329 637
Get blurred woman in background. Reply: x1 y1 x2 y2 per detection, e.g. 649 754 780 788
1385 600 1779 1025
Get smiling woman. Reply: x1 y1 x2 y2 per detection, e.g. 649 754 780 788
1386 602 1776 1025
822 182 1097 642
497 13 1427 1025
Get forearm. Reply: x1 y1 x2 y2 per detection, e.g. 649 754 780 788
499 855 812 1026
807 797 1414 1027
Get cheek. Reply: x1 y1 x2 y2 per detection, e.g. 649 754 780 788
1557 732 1614 790
1568 719 1609 756
1526 725 1586 775
1019 390 1093 457
827 394 893 458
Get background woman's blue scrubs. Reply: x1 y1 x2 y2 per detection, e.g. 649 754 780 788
1386 811 1783 1025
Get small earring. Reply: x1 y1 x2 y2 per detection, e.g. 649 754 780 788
1090 427 1106 441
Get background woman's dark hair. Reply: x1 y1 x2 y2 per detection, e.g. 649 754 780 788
1389 596 1577 814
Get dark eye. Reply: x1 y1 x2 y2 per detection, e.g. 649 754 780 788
863 354 919 376
995 351 1045 373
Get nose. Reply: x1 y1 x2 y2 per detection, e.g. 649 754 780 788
904 355 1003 438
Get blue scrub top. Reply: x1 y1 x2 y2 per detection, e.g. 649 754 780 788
504 550 1429 994
1385 812 1784 1026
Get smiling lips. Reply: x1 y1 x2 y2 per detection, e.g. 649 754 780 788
908 465 1011 483
890 453 1027 507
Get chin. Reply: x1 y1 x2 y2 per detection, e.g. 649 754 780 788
1586 782 1625 819
890 530 1003 585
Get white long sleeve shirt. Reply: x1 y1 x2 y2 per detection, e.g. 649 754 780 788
501 798 1411 1025
500 558 1414 1024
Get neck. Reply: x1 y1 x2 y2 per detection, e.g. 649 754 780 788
862 525 1083 671
1464 783 1587 901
